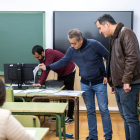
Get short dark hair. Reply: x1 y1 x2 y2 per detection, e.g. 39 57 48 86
67 28 83 41
95 14 117 25
32 45 44 55
0 78 6 107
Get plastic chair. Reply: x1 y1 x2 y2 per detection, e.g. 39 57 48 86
6 88 25 102
13 115 40 127
5 89 14 102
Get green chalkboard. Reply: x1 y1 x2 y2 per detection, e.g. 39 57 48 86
0 11 45 75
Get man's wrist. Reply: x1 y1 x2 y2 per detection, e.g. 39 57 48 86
46 65 50 71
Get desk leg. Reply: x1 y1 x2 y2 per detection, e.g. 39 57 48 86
56 117 58 136
63 113 66 140
55 114 62 140
74 97 79 140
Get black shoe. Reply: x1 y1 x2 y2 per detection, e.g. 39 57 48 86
105 139 112 140
86 137 98 140
51 118 56 122
65 117 74 124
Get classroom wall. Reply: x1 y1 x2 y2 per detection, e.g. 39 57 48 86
0 0 140 110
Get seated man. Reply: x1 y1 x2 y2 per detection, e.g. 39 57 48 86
32 45 75 124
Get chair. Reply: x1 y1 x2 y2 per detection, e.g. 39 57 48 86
13 115 40 127
5 89 14 102
6 88 25 102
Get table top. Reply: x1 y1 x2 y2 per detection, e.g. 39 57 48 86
14 92 28 97
13 87 62 97
25 127 49 140
14 91 83 97
2 102 68 113
27 92 83 97
13 85 83 98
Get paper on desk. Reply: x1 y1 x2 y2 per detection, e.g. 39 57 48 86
33 66 39 83
20 89 43 93
13 90 22 94
26 130 36 137
40 89 58 93
12 84 31 87
53 90 84 96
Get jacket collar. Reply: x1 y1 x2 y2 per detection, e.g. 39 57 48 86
79 38 87 50
112 22 124 38
109 22 124 45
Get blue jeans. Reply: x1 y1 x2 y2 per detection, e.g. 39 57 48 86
114 85 140 140
81 82 112 139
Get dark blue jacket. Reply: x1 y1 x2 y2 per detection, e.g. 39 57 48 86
46 38 109 85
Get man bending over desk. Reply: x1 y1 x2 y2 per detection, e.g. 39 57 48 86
32 45 75 124
38 29 112 140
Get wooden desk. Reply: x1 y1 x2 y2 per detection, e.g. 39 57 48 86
25 127 49 140
14 92 28 97
2 102 67 140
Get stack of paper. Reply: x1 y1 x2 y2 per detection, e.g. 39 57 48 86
39 89 58 94
20 89 43 93
53 90 84 96
13 90 22 94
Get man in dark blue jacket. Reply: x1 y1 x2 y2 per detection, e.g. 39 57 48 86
38 29 112 140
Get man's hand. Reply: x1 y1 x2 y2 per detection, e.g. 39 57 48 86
38 63 46 70
123 83 131 93
110 86 115 94
103 77 108 84
32 83 41 87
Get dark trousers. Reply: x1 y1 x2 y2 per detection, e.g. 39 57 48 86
58 71 75 118
114 85 140 140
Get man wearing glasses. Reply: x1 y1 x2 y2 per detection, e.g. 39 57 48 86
38 28 112 140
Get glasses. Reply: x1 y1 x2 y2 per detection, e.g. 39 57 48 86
70 42 77 46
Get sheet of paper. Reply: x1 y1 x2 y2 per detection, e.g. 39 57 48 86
13 90 22 94
12 84 31 87
53 90 84 96
40 89 58 93
20 89 43 93
33 66 39 83
26 130 36 137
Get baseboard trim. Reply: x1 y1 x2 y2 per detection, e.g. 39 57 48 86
79 107 119 111
66 106 119 111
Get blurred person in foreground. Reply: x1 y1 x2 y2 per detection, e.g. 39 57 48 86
0 78 36 140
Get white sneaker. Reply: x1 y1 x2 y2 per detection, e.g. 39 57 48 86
65 117 74 124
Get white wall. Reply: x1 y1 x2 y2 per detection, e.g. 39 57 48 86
0 0 139 49
0 0 139 110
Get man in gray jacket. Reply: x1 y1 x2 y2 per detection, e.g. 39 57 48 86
95 14 140 140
